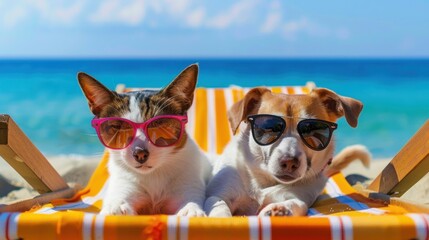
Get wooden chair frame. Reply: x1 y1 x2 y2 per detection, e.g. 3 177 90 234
0 114 77 212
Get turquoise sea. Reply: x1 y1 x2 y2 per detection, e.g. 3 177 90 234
0 59 428 158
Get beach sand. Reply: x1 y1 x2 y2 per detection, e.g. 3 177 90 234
0 155 100 204
1 155 428 206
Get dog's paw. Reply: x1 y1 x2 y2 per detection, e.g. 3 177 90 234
259 204 292 217
177 203 206 217
204 197 233 217
100 202 137 215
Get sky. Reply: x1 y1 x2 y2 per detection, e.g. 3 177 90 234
0 0 428 58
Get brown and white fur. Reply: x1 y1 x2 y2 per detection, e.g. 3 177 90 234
204 87 364 217
78 64 211 216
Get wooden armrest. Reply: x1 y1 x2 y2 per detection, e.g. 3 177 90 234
0 187 77 212
367 120 429 196
0 114 69 194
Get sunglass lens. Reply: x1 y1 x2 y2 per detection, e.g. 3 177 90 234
298 120 331 150
147 118 182 146
251 115 285 145
99 119 134 149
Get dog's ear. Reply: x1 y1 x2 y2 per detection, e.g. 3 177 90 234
312 88 363 128
160 64 198 112
228 87 270 134
77 72 115 116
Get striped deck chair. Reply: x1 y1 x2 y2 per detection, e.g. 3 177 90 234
1 83 429 240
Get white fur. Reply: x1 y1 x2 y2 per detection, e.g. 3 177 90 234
205 118 333 217
100 99 212 216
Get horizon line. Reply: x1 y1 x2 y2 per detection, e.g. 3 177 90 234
0 56 429 61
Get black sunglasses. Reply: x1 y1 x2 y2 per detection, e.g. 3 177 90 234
247 114 338 151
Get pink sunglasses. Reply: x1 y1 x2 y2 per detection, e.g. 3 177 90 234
91 115 188 149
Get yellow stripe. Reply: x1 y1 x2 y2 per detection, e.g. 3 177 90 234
352 216 417 240
287 87 295 94
194 88 208 152
17 213 85 240
232 88 244 103
103 215 168 239
214 89 231 154
83 151 110 197
271 87 283 93
17 214 57 239
331 173 356 195
60 212 85 240
301 86 311 94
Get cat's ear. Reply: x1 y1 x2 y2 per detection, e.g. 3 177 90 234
77 72 115 116
161 64 198 111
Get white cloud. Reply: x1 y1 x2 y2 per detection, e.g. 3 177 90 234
258 1 351 42
186 7 205 28
282 17 338 41
117 0 146 25
88 0 203 27
260 1 282 34
283 17 311 39
26 0 85 24
0 0 350 42
50 1 85 24
1 0 85 28
90 0 145 25
207 0 258 29
163 0 192 16
2 5 28 28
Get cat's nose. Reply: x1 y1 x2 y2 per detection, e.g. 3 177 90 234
132 147 149 164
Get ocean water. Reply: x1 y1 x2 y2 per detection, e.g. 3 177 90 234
0 59 428 159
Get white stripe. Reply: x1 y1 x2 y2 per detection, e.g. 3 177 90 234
358 208 385 215
7 213 19 240
329 216 342 240
179 217 189 240
423 214 429 239
223 88 233 140
248 216 259 240
325 178 344 197
207 88 216 154
341 216 353 240
282 87 288 94
408 214 428 240
0 213 10 240
294 87 304 94
224 88 234 112
94 214 105 240
260 217 271 240
82 213 95 240
187 95 196 139
167 216 177 240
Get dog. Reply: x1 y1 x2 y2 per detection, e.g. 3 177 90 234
204 87 364 216
78 64 211 216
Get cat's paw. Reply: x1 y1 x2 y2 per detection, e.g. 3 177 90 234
258 203 292 217
177 203 206 217
100 202 137 215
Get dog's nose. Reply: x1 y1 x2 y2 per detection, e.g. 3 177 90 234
132 147 149 164
279 158 300 173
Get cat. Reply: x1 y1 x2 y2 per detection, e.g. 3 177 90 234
78 64 212 216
